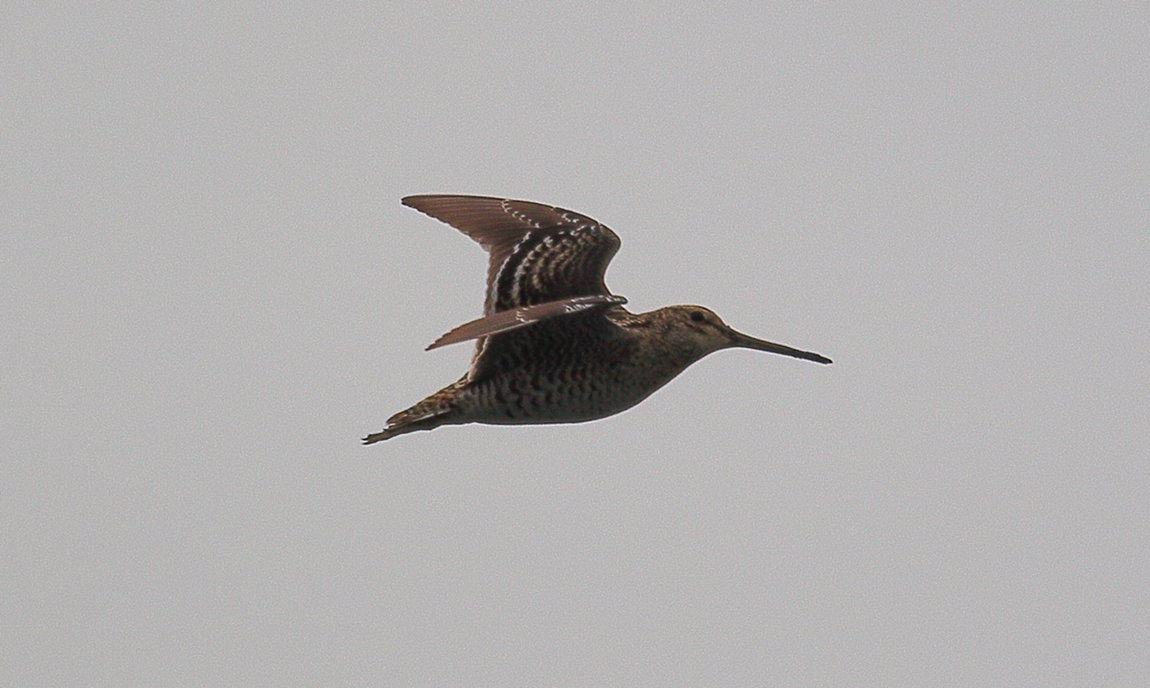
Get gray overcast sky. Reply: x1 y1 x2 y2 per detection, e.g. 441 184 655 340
3 3 1148 686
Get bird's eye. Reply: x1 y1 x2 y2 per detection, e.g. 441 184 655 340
690 311 706 323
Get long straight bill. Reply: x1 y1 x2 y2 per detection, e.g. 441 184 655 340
728 330 832 364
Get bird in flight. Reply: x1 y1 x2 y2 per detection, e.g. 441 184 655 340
364 195 830 444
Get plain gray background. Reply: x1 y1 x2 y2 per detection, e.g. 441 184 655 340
3 3 1148 686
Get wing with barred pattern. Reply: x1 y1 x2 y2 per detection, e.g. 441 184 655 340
402 195 622 315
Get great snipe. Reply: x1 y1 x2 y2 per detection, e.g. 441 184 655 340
364 195 830 444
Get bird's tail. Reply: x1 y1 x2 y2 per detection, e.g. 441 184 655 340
362 376 468 444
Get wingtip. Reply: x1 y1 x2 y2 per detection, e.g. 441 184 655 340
402 193 502 207
401 194 437 211
400 195 425 209
425 325 467 351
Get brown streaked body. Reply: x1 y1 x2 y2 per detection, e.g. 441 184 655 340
364 195 831 444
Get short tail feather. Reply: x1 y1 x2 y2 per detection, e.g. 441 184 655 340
362 378 468 445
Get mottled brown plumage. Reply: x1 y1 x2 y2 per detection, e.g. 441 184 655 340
363 195 830 444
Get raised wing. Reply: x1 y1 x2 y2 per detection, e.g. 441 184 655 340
426 294 628 350
402 195 622 314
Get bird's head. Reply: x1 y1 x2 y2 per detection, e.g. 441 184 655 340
657 305 832 365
